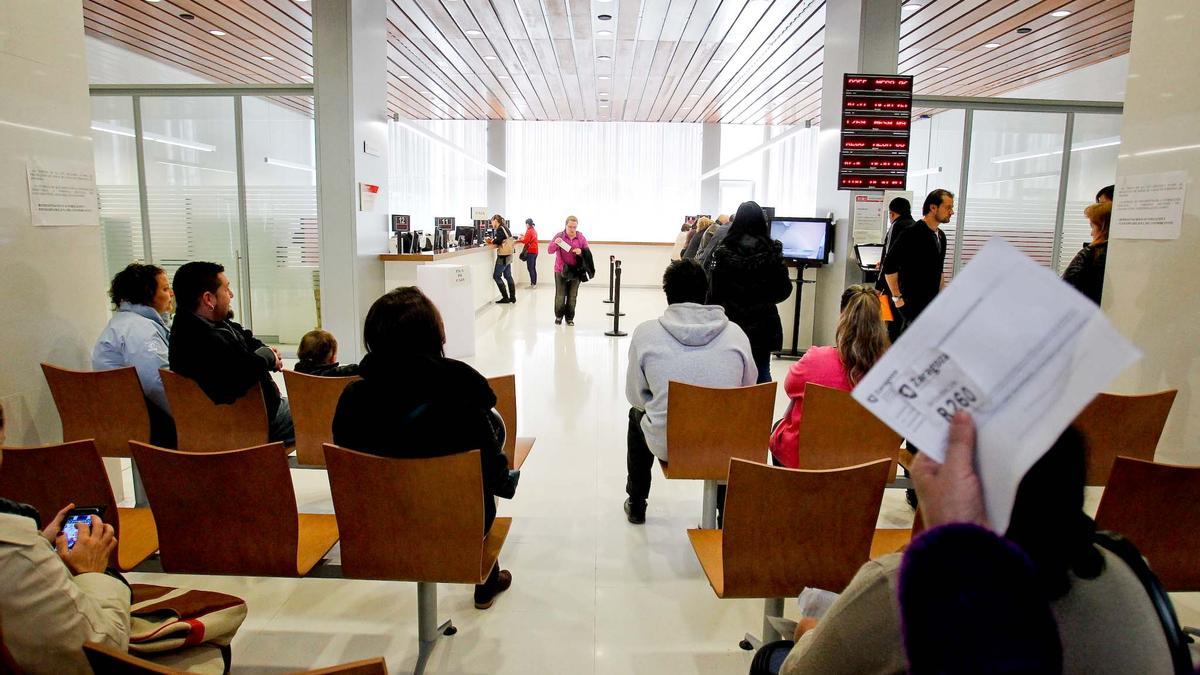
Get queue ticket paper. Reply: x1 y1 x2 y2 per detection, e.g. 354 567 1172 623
852 238 1141 531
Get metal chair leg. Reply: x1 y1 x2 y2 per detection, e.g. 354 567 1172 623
414 582 455 675
701 480 718 529
131 459 149 508
740 597 785 650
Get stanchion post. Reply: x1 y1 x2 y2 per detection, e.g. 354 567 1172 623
605 260 627 337
603 255 615 303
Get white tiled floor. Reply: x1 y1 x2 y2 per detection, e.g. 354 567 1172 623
121 283 1200 673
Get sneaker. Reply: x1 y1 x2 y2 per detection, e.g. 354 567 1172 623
624 498 646 524
555 317 563 325
473 569 513 609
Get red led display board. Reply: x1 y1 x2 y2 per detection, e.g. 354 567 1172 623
838 74 914 191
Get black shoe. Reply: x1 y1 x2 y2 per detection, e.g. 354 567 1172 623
474 569 512 609
555 317 563 325
566 320 575 326
906 488 919 510
496 297 511 304
510 296 517 303
624 498 646 524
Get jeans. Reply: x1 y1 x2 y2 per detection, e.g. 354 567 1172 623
524 252 538 285
554 271 581 320
493 256 515 299
753 350 773 384
268 398 295 445
626 408 655 502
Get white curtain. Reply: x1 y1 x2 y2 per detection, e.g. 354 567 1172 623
765 125 820 218
389 120 487 233
506 121 702 242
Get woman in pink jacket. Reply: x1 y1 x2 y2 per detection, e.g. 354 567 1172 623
769 285 889 468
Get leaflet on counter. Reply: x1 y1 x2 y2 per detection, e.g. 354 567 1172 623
852 238 1141 531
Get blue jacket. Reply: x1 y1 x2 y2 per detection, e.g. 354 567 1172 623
91 303 171 414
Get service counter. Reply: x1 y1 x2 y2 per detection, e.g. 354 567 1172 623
380 245 498 312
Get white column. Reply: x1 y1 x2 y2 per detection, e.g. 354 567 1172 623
1104 0 1200 463
487 120 506 214
314 0 389 362
810 0 900 345
701 123 721 215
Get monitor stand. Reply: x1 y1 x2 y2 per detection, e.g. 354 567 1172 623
773 263 813 360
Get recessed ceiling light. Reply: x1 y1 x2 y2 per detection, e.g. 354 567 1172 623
144 0 160 3
179 13 195 20
798 80 810 85
902 3 922 11
399 74 411 79
688 93 699 97
499 75 510 79
1050 10 1071 17
597 14 612 21
421 91 433 96
598 55 612 61
209 29 226 36
1016 27 1032 34
935 67 949 71
597 30 613 37
484 55 498 60
261 55 275 61
599 75 611 80
465 29 482 36
984 43 1001 49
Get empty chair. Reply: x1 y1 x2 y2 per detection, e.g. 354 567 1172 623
41 364 151 458
1073 390 1176 485
662 381 776 528
688 457 891 650
1094 456 1200 591
282 370 358 466
129 441 337 576
486 374 536 470
84 642 389 675
324 445 511 675
0 440 157 571
160 369 268 453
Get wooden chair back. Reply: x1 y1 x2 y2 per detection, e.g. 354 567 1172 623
0 440 121 540
665 381 776 479
84 641 180 674
795 383 901 480
129 441 301 576
160 369 269 453
486 374 518 466
1094 456 1200 591
324 445 491 584
722 457 891 597
1074 390 1176 485
282 370 357 466
41 363 150 458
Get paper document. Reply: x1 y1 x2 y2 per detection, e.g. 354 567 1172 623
556 238 571 252
852 238 1140 530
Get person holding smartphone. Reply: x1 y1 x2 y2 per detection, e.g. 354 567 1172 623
0 402 131 674
552 215 590 326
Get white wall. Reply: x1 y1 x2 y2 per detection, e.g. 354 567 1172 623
0 2 112 452
1104 1 1200 464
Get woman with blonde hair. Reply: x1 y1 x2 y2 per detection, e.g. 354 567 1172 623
1062 201 1111 304
769 284 890 468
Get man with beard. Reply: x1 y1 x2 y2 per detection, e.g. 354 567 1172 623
882 189 952 329
169 261 293 443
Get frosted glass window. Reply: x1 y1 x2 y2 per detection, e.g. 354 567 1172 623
389 120 487 234
1058 114 1121 273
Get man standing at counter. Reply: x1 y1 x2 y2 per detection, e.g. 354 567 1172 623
882 189 952 331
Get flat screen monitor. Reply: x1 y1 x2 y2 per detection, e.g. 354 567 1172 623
391 214 411 232
855 243 883 269
455 226 477 247
770 216 834 265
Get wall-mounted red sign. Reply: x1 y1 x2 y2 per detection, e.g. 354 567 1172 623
838 74 914 191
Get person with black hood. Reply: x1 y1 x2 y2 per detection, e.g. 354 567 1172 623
708 200 794 383
331 287 519 610
877 197 916 341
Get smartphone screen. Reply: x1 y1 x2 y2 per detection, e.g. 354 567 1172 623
58 507 104 550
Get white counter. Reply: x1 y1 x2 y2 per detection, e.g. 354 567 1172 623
381 245 498 312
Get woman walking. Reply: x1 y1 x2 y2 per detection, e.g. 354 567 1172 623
552 215 590 326
490 214 516 304
519 218 539 287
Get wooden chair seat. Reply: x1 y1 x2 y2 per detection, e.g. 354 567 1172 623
130 441 336 576
688 528 726 596
0 439 158 570
41 363 151 458
870 528 914 559
486 374 536 470
283 371 358 466
160 370 269 453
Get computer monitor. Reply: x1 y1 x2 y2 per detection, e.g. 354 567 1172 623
855 243 883 269
770 216 834 265
456 225 477 247
391 214 410 232
762 206 776 223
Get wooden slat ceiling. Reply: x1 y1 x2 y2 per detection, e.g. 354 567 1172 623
82 0 1132 124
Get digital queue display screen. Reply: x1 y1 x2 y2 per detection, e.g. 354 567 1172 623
838 74 914 191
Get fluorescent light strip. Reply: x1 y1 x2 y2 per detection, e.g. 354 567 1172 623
157 160 235 175
990 137 1120 164
91 122 216 152
392 117 507 178
700 125 809 180
1132 142 1200 157
908 166 942 177
264 157 315 172
0 118 81 139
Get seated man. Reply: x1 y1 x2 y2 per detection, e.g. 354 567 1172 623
624 259 756 524
168 261 293 443
0 403 130 675
294 329 359 377
92 262 176 447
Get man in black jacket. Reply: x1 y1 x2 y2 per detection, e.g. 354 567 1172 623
168 262 294 443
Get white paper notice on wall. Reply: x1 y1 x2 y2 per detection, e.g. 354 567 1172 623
852 194 885 244
470 206 487 221
359 182 379 212
1111 170 1188 240
26 158 99 227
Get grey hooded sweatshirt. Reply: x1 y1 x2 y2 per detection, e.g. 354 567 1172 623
626 302 757 460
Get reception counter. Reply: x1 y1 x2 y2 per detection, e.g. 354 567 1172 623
381 245 498 312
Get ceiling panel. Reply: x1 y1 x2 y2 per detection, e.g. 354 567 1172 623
82 0 1133 124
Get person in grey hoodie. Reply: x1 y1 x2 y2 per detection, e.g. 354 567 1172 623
624 259 757 524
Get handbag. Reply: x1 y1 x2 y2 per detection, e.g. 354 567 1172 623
497 227 515 257
518 250 528 262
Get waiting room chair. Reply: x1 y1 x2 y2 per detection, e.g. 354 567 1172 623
662 381 776 528
159 370 268 453
794 383 902 482
323 445 511 675
1094 456 1200 592
688 457 891 650
0 439 158 571
486 374 535 469
84 642 389 675
1073 390 1176 485
282 370 358 467
128 441 338 577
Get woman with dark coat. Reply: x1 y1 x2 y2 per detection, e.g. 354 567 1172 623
708 200 794 383
332 287 518 609
1062 201 1110 305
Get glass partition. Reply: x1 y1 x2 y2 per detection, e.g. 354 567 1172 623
1058 113 1121 272
90 96 144 282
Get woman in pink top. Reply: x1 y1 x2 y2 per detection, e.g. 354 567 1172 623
551 215 589 326
770 285 890 468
